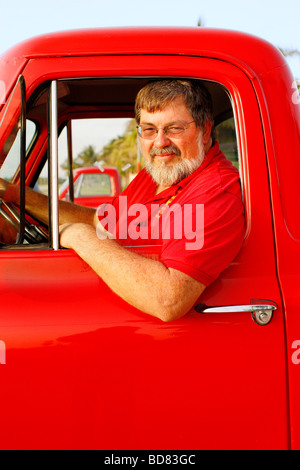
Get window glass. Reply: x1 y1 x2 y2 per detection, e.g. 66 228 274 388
0 77 239 248
0 77 26 245
0 78 48 247
78 173 111 197
36 124 68 196
215 117 239 168
35 162 48 195
60 118 135 193
0 119 36 181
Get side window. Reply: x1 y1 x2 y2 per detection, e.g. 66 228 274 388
0 79 48 247
0 120 36 182
35 124 68 196
0 77 239 249
215 117 239 169
59 117 135 199
0 77 27 245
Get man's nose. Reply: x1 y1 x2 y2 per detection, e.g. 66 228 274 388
153 128 171 147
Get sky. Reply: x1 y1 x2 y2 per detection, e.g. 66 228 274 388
0 0 299 79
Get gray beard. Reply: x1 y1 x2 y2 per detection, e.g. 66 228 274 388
144 146 205 187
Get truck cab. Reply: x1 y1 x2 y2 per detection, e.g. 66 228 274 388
0 27 300 450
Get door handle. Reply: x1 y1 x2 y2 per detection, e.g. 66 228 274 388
194 301 277 325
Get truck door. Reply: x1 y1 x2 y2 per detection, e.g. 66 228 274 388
0 56 288 450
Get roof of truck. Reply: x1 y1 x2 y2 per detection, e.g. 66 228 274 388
0 27 288 105
1 26 287 73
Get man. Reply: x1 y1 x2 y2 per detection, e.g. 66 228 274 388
0 80 245 322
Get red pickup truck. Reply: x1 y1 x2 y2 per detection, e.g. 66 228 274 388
59 166 122 208
0 27 300 450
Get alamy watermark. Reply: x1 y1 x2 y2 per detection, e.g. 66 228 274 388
0 340 6 365
96 197 204 250
292 340 300 365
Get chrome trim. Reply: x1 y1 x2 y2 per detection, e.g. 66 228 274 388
195 302 277 326
198 304 276 314
50 81 59 250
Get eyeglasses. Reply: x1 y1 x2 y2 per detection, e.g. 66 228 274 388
136 121 195 140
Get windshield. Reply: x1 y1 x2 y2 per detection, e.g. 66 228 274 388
0 76 36 183
0 119 36 181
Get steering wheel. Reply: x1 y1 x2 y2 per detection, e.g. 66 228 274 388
0 200 48 244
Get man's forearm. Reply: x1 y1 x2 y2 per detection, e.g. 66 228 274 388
25 186 96 226
1 181 96 227
59 222 205 322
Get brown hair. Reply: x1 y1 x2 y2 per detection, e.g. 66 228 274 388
135 79 214 132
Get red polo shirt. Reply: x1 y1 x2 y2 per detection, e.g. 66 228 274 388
98 142 245 286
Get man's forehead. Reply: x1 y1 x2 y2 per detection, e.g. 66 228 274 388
140 97 192 122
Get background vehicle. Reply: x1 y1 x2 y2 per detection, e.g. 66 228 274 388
0 27 299 450
59 165 122 208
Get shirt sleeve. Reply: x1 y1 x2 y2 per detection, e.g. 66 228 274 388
159 188 245 286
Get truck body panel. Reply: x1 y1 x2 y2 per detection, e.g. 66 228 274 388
0 27 299 449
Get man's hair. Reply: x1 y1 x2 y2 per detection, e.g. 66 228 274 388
135 79 214 132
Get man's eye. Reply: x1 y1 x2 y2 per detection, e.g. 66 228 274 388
143 127 156 134
168 126 184 133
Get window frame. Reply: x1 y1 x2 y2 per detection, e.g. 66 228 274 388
1 73 242 251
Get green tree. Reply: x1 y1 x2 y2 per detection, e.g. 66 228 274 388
98 119 140 174
279 48 300 59
280 48 300 86
61 144 100 172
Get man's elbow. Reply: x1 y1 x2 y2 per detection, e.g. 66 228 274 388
153 301 190 323
159 310 185 323
152 280 205 322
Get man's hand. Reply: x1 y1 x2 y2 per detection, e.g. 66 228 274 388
59 223 74 249
59 222 96 249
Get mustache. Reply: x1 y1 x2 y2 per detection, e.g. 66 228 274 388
149 145 181 158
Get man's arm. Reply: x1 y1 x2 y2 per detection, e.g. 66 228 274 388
0 179 97 227
1 179 205 321
59 222 206 322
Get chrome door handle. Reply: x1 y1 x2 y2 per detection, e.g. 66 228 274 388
195 301 277 325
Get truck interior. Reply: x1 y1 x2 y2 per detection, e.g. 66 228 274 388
0 77 238 247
